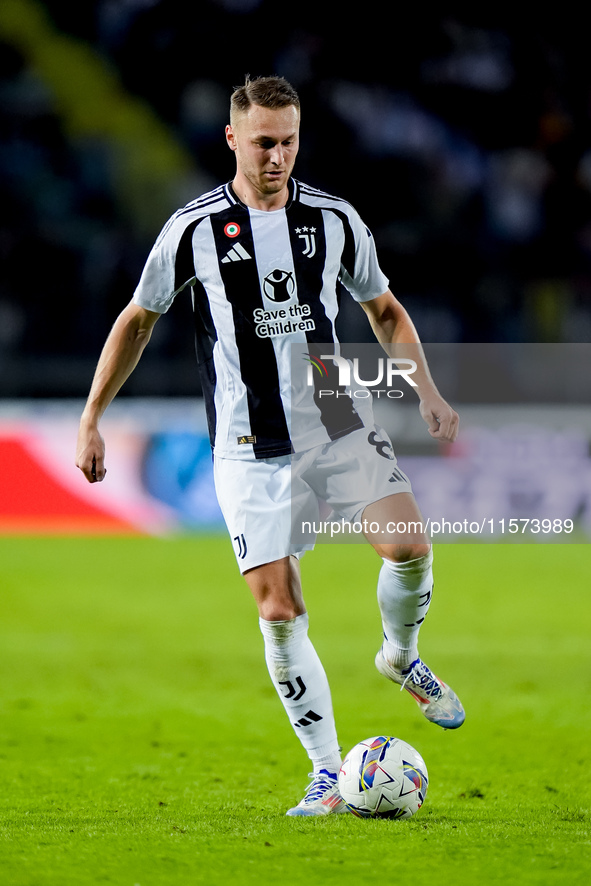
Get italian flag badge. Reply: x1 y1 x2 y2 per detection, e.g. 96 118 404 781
224 223 241 238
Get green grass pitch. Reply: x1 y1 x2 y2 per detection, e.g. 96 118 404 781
0 537 590 885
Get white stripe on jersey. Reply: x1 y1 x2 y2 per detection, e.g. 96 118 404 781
192 217 252 455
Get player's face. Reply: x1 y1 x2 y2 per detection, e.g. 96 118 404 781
226 104 300 208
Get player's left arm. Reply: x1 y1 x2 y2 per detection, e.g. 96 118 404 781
361 290 459 443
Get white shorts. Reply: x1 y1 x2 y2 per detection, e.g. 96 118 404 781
213 426 412 572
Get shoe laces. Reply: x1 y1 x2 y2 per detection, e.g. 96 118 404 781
302 770 337 803
400 659 443 700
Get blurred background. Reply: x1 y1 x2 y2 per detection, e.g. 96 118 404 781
1 1 590 536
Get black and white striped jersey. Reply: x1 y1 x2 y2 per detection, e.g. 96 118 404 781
133 178 389 459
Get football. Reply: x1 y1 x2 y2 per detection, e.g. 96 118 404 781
338 735 428 819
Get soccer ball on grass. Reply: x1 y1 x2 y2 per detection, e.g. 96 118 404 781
338 735 428 819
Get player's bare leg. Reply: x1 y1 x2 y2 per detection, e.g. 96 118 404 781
244 557 346 815
243 555 305 621
363 493 465 729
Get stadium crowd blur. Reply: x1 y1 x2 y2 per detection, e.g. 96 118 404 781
1 1 591 398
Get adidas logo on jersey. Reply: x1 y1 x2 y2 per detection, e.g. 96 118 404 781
222 242 252 263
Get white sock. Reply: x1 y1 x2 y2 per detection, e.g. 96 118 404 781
377 551 434 670
259 613 341 775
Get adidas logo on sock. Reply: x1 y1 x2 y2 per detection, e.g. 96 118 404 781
294 710 323 728
222 242 252 263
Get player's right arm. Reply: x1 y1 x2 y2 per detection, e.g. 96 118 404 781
76 301 161 483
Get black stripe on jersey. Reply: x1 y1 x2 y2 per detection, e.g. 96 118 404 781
223 182 239 204
155 187 229 249
184 186 227 211
174 220 200 292
329 208 357 281
192 277 218 448
288 202 364 440
174 219 218 448
211 208 291 459
298 183 349 204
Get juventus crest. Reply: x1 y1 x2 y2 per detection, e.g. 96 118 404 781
296 226 316 258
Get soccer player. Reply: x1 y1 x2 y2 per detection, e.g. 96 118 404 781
76 75 464 817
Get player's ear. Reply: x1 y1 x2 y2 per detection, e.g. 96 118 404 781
226 124 237 152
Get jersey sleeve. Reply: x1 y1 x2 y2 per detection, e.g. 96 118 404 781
339 208 389 303
132 215 195 314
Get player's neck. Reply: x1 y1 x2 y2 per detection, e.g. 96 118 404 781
231 173 290 212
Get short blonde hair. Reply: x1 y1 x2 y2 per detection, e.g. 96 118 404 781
230 75 300 123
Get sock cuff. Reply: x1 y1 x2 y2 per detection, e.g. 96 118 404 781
259 612 309 645
310 741 342 774
381 549 433 575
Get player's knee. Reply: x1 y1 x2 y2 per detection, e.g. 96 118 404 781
244 556 306 622
380 542 432 563
257 599 306 621
252 582 306 622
